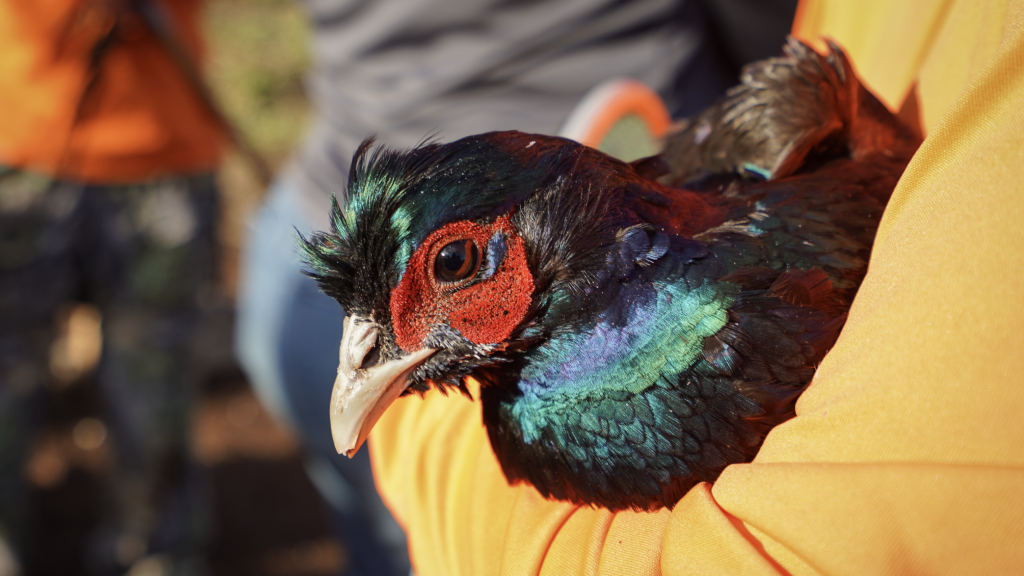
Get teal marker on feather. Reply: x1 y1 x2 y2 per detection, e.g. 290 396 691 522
301 39 921 511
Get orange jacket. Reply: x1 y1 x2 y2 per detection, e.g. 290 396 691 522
369 0 1024 573
0 0 225 182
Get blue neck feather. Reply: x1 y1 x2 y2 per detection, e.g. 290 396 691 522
513 262 735 444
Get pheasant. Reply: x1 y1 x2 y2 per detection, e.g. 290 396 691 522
301 39 919 511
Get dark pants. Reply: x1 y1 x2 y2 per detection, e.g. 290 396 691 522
0 167 218 573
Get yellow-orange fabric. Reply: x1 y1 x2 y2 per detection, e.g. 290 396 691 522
0 0 225 182
370 0 1024 573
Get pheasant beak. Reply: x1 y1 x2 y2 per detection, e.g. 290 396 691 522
330 314 436 457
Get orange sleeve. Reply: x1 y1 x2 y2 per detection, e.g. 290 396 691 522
370 0 1024 573
0 0 225 182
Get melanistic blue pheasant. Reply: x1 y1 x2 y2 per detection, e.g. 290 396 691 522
301 39 920 511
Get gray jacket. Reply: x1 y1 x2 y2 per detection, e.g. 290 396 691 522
287 0 699 229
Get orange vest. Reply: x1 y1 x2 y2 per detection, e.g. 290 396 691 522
370 0 1024 573
0 0 225 182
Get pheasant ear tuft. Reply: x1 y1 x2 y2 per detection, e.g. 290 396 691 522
629 154 670 180
482 231 509 279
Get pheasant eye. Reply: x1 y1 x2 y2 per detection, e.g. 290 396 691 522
434 239 479 283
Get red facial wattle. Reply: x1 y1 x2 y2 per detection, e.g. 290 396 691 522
390 215 534 351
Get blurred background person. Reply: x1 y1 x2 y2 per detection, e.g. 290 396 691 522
234 1 796 575
0 0 225 573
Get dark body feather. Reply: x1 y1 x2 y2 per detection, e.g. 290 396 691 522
303 39 920 511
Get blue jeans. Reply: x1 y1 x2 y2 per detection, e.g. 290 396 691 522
236 180 409 576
